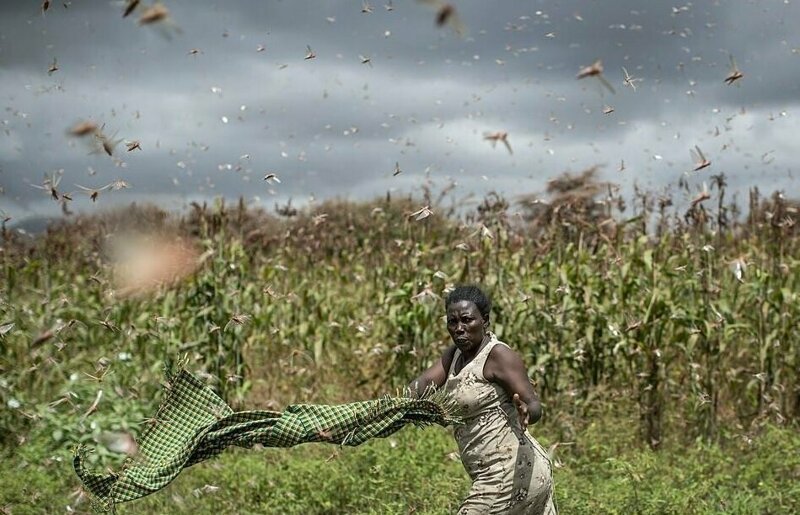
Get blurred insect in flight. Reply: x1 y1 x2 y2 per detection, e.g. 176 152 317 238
99 431 139 457
136 2 181 37
690 182 710 208
483 131 513 155
622 67 642 91
75 183 112 203
410 205 433 221
106 179 131 191
94 129 123 157
305 45 316 60
690 145 711 171
724 54 743 85
419 1 466 36
729 257 746 283
68 120 99 137
122 0 140 17
576 59 616 94
30 170 64 201
138 2 169 24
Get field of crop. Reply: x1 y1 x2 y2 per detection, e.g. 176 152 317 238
2 175 799 513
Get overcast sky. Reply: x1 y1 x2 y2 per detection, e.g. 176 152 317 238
1 0 798 225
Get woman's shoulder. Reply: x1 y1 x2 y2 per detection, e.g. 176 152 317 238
487 333 512 352
483 338 522 380
486 339 516 360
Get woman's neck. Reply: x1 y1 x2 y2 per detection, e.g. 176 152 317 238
461 333 491 363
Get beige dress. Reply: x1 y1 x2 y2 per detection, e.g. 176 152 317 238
444 335 557 515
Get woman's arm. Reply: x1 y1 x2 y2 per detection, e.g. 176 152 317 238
484 345 542 426
407 345 457 397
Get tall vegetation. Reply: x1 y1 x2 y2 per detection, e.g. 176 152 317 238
0 172 798 464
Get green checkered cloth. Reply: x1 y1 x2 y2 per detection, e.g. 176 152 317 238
73 365 461 512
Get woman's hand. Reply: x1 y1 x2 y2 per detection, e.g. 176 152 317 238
513 393 529 430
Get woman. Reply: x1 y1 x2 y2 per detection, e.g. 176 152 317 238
410 285 556 514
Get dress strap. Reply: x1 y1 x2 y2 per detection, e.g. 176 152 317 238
448 348 461 376
472 336 500 380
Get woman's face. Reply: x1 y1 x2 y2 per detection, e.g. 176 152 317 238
446 300 488 353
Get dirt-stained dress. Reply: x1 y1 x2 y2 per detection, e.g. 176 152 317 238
444 335 557 514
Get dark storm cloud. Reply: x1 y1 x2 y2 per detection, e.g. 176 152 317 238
1 0 798 227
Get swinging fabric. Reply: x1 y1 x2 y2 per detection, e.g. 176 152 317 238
73 365 460 512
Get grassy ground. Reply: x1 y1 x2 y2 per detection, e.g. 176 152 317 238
4 414 799 514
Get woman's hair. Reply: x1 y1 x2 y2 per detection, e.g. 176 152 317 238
445 285 491 320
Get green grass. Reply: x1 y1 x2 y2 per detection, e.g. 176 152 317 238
4 417 799 514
